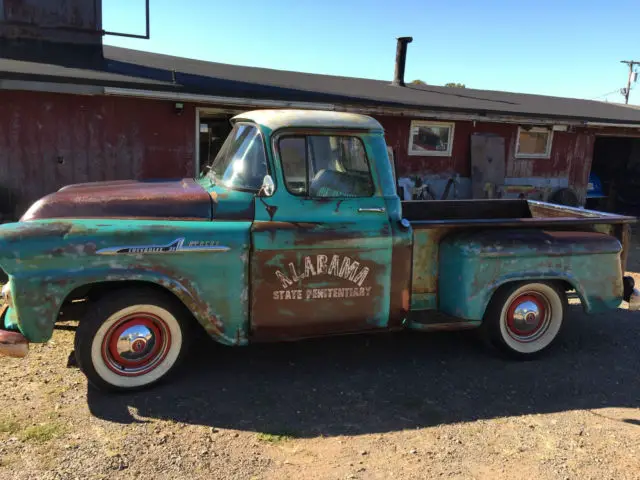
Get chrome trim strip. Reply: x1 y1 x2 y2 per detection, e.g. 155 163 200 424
97 237 231 255
358 207 386 213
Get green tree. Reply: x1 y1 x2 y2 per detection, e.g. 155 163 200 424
410 79 427 85
444 82 466 88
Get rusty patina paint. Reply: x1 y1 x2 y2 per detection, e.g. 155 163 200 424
0 218 251 345
248 122 395 340
410 227 450 311
385 195 413 328
592 222 632 272
438 229 624 320
202 179 256 221
250 248 387 341
251 221 390 248
21 179 212 221
249 216 393 340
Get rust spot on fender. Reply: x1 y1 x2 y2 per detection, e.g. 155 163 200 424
252 221 321 233
266 205 278 220
21 179 212 221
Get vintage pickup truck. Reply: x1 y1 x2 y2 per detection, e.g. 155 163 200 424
0 109 638 391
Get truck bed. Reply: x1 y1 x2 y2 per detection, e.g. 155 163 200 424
404 199 637 313
402 199 637 227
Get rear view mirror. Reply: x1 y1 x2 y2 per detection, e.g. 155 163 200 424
260 175 275 197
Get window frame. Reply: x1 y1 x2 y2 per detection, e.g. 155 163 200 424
277 135 309 197
209 121 271 194
515 126 554 159
275 131 376 199
407 120 455 157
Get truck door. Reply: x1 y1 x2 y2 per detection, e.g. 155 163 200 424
250 131 393 341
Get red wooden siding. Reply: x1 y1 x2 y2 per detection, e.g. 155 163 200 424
0 91 602 218
0 91 195 218
376 115 593 190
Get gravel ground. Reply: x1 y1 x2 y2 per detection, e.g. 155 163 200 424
1 232 640 480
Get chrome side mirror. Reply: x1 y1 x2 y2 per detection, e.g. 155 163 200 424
260 175 275 197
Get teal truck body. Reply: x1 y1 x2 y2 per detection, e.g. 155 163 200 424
0 109 637 391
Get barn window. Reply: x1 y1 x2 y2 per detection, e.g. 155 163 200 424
408 121 455 156
516 127 553 158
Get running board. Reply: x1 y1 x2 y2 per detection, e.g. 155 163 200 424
406 310 481 332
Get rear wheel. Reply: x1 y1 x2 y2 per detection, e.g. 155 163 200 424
482 282 567 358
75 289 191 392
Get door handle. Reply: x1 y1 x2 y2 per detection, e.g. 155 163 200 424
358 207 386 213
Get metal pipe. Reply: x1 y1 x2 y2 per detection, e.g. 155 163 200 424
104 0 150 39
392 37 413 87
146 0 150 39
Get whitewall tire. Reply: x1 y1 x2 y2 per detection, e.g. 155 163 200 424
75 289 190 392
482 282 567 358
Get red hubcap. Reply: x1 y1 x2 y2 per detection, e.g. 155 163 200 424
505 293 549 341
102 313 171 377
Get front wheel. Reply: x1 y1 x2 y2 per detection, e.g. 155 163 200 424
481 282 567 358
74 289 191 392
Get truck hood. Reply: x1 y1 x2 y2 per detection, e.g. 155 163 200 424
21 179 212 221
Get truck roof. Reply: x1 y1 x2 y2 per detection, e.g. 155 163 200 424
232 109 383 132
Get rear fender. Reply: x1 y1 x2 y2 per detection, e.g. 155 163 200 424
438 229 624 321
477 272 587 318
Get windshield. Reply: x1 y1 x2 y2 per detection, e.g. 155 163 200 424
206 123 268 191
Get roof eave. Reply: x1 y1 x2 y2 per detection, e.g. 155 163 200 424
4 71 640 127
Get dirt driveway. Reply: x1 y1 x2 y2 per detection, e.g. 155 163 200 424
1 236 640 479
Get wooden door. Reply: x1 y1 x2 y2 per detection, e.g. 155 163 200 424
471 134 506 199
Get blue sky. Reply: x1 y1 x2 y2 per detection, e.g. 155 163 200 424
103 0 640 104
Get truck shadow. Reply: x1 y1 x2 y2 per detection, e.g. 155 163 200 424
86 306 640 437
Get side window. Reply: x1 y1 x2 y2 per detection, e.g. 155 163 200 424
279 135 374 198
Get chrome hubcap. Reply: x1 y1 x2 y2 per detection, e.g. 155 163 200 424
511 300 542 334
115 324 157 362
506 292 550 342
102 313 171 377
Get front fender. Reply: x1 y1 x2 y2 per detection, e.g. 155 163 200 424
0 219 251 346
8 267 237 344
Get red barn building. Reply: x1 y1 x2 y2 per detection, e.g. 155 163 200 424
2 0 640 218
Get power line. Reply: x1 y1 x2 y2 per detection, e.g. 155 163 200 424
592 89 622 100
620 60 640 104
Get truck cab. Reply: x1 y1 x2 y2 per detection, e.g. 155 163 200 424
0 109 637 392
225 110 411 340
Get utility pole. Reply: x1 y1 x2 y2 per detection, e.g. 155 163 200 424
620 60 640 104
